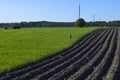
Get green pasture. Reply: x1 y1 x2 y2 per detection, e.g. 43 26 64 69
0 27 97 72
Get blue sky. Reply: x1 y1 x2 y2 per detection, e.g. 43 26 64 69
0 0 120 23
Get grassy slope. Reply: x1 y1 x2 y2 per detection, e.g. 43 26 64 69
0 27 97 72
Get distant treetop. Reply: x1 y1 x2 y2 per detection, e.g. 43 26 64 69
74 18 86 27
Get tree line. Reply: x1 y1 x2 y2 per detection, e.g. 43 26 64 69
86 21 120 27
0 20 120 29
0 21 74 29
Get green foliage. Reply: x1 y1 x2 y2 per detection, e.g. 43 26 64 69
74 18 86 27
4 27 8 30
0 27 97 72
1 20 120 28
13 26 21 29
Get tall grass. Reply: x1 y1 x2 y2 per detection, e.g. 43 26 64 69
0 27 97 72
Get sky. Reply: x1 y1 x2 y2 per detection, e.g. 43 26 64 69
0 0 120 23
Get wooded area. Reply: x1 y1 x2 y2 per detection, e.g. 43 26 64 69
0 21 120 28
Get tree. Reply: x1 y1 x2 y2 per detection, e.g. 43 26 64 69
4 27 8 30
74 18 85 27
13 26 21 29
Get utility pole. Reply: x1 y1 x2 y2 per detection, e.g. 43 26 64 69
93 14 95 22
79 4 80 19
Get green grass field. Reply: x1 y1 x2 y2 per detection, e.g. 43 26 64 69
0 27 97 72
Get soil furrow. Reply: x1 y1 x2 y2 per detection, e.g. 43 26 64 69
113 28 120 80
104 29 119 80
67 28 113 80
95 29 117 80
86 28 116 80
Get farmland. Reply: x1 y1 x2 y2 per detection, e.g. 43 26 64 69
0 27 97 73
0 28 120 80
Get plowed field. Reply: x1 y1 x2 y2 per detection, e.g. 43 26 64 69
0 28 120 80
